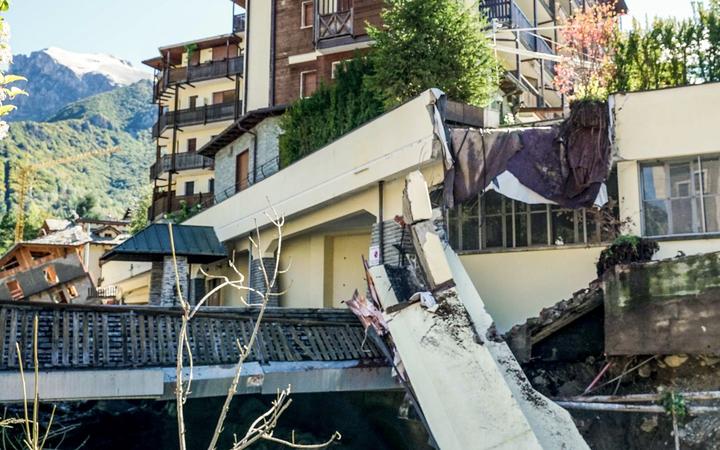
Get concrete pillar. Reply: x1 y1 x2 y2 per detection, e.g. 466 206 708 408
249 257 279 306
159 255 188 307
148 261 164 306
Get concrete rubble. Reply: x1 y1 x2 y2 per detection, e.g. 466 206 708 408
360 170 589 450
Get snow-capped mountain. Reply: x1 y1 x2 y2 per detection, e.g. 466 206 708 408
42 47 150 86
7 48 152 122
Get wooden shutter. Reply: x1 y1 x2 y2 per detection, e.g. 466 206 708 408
187 138 197 152
212 46 227 62
236 151 249 192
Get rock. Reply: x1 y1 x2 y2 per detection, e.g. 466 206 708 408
402 171 433 224
640 416 658 433
638 364 653 378
664 355 689 368
557 380 583 397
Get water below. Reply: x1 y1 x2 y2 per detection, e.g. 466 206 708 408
2 391 433 449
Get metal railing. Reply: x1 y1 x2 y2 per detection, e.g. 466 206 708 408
152 100 241 137
154 57 244 101
233 13 246 33
202 156 281 209
149 153 215 180
314 0 354 42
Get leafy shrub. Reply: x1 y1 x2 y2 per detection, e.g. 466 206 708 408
278 57 384 168
596 235 659 277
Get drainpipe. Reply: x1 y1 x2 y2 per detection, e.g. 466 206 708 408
269 0 276 106
378 181 384 264
242 0 252 116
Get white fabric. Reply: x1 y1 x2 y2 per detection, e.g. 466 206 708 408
485 171 609 208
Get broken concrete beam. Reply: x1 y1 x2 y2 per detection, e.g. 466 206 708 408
381 289 544 449
444 245 589 449
402 171 433 224
411 221 453 290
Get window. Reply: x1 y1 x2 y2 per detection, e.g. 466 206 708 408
43 265 59 284
187 138 197 153
6 280 23 300
30 251 51 260
448 191 605 252
212 90 236 105
1 257 20 272
67 284 78 299
331 61 346 79
208 178 215 193
185 181 195 196
641 156 720 237
301 1 314 28
300 70 318 98
188 95 198 110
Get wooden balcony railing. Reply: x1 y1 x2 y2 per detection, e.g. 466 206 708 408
152 101 241 137
154 56 244 100
152 191 215 217
149 153 215 180
314 0 354 43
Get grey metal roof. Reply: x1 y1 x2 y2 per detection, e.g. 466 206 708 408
100 223 227 264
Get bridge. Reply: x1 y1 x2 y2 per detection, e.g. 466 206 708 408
0 301 396 402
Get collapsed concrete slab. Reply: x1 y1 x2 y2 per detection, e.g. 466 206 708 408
362 171 588 450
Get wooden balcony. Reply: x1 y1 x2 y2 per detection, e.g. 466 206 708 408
154 56 244 100
149 152 215 180
152 100 241 137
152 191 215 217
314 0 354 44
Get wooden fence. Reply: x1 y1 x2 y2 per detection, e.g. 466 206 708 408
0 301 382 371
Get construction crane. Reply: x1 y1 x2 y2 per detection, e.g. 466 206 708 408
13 147 121 243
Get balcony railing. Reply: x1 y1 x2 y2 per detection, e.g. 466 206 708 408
152 191 215 217
88 286 119 299
480 0 556 77
152 100 241 137
210 156 280 207
154 56 244 99
314 0 354 43
149 152 215 180
233 13 246 33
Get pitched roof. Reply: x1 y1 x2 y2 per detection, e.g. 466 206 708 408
100 223 227 264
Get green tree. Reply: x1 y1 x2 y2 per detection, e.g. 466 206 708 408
75 193 98 218
129 187 152 234
366 0 498 108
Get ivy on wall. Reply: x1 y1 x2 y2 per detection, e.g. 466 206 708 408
278 57 384 168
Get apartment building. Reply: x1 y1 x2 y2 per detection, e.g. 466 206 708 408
143 2 246 219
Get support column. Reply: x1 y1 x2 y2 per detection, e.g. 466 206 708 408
159 255 188 307
249 257 279 306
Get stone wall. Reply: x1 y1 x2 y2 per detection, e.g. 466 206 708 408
214 116 282 202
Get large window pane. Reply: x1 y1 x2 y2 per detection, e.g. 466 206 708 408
704 196 720 232
643 200 669 236
484 191 503 214
448 211 459 249
552 208 576 244
642 164 667 200
530 212 548 245
462 217 480 251
670 198 700 234
702 157 720 195
670 162 692 197
485 216 503 248
515 213 528 247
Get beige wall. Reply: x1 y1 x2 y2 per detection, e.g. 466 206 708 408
329 233 371 307
245 0 272 112
460 245 604 332
612 83 720 161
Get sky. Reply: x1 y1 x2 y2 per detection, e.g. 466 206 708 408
5 0 238 70
2 0 704 71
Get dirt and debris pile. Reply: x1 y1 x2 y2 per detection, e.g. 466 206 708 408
596 235 659 277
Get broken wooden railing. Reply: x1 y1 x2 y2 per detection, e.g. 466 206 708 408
0 300 382 370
